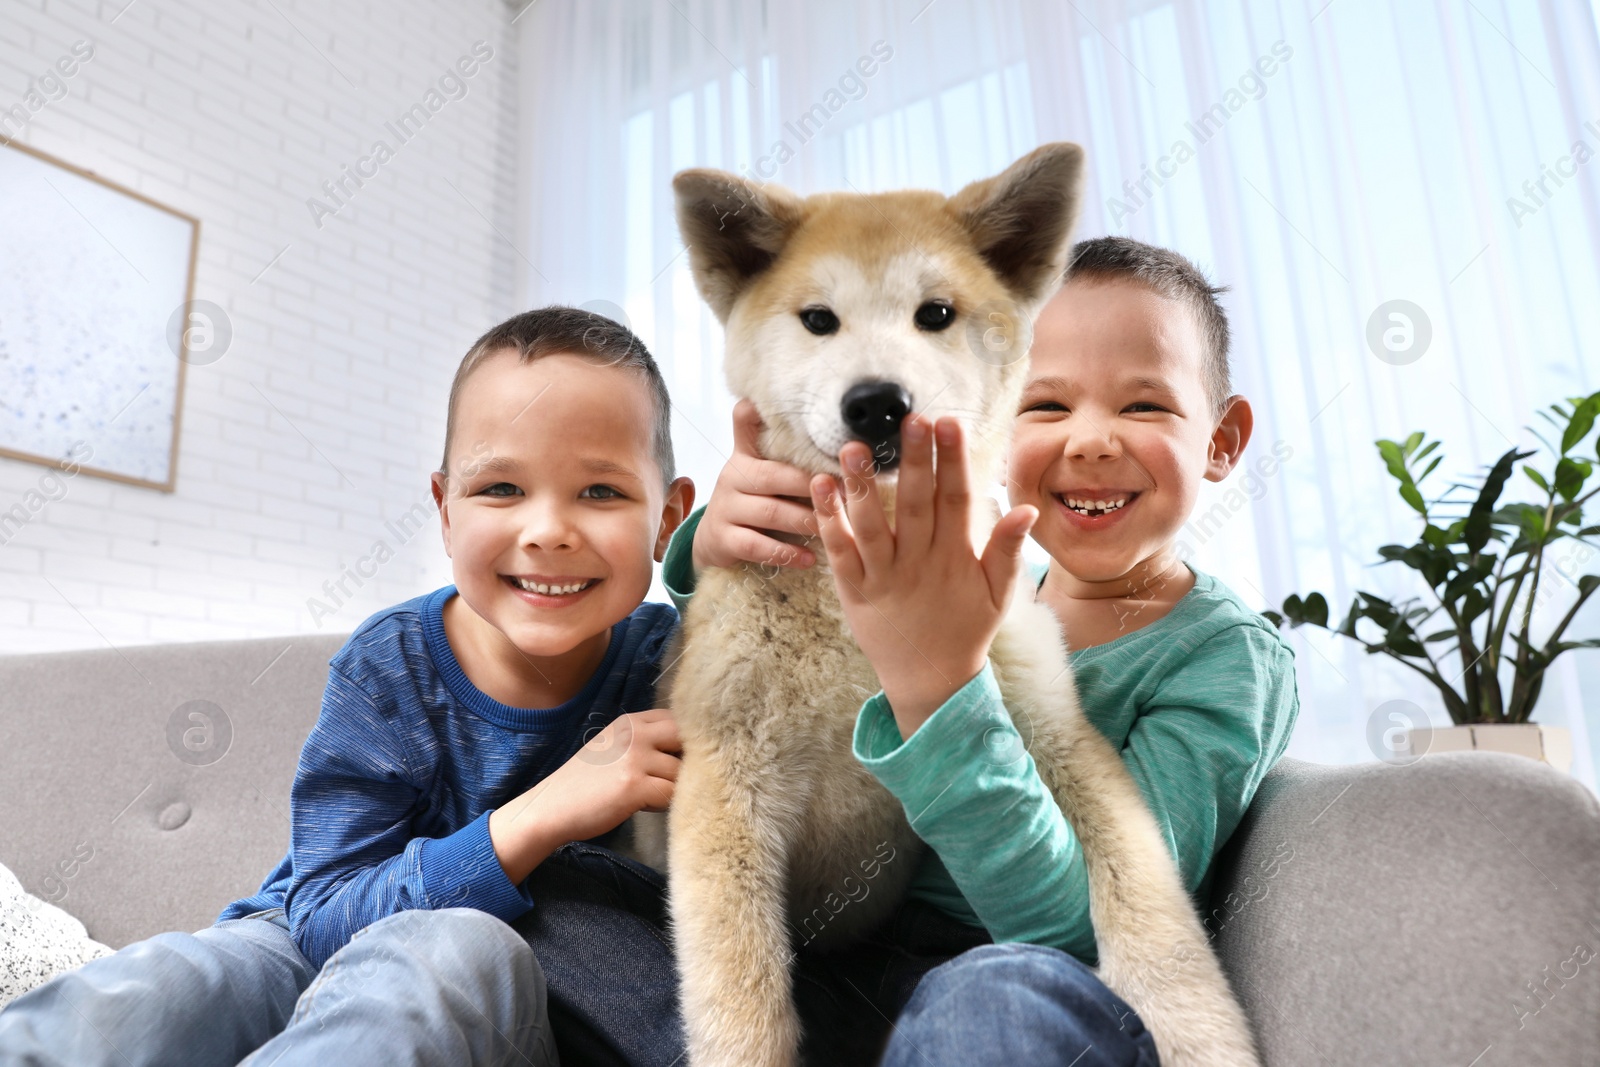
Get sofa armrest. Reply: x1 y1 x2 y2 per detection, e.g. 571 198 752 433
0 633 345 948
1209 754 1600 1066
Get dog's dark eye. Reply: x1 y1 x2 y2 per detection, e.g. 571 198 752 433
914 301 955 331
799 307 839 335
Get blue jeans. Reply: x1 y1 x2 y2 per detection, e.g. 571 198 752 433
0 906 555 1066
886 943 1162 1066
514 842 1161 1066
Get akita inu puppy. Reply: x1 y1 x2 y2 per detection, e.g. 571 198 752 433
630 143 1259 1067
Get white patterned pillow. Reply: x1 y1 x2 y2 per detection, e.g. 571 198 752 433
0 862 114 1009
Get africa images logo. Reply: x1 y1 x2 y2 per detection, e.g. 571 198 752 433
305 41 496 228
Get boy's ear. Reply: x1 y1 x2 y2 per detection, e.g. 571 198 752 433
431 471 454 557
673 169 804 323
949 142 1085 312
655 477 696 562
1206 395 1255 481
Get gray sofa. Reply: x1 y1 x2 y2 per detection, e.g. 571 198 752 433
2 634 1597 1064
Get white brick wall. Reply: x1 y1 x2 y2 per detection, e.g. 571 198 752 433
0 0 522 651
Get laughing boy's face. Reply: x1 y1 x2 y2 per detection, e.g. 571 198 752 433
432 349 676 667
1007 275 1246 593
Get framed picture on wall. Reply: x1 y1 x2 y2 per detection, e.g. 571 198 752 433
0 140 202 492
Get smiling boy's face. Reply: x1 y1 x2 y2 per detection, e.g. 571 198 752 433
432 349 691 663
1007 275 1250 592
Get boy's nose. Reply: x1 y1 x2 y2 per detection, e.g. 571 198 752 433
1063 415 1119 460
841 380 911 468
518 501 579 548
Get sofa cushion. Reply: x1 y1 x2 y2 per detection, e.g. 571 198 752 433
1210 753 1600 1065
0 859 114 1009
0 633 345 948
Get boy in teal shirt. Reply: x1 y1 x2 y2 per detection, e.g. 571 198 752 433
667 236 1299 1054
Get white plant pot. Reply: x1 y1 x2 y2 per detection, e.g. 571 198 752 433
1405 723 1573 774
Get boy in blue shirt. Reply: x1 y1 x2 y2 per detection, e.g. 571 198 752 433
0 306 695 1065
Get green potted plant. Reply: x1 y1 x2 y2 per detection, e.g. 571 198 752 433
1265 390 1600 770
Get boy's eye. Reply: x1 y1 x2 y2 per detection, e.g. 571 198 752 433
478 482 522 497
1025 401 1067 412
1127 403 1165 413
582 485 623 500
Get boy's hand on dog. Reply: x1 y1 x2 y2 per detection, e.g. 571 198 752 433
487 708 681 884
692 398 819 572
811 414 1038 740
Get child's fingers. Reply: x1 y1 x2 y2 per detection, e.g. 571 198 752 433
979 504 1038 606
728 401 820 500
811 473 866 588
750 459 824 505
724 526 816 569
729 488 820 541
932 417 973 547
632 707 675 722
642 748 681 782
636 774 676 813
639 711 682 753
893 414 935 554
837 442 894 573
598 710 679 761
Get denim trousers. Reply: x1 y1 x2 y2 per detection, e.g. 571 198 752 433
0 845 1161 1066
0 905 556 1066
515 842 1162 1066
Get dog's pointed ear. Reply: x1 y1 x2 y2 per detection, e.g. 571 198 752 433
673 170 803 323
950 142 1085 310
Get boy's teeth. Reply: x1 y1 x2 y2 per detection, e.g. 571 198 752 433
514 577 596 595
1061 494 1132 514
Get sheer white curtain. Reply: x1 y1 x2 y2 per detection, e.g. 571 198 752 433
516 0 1600 788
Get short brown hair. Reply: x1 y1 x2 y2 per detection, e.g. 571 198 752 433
1064 237 1232 421
441 306 676 489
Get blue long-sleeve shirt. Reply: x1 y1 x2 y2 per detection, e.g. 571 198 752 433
216 585 679 968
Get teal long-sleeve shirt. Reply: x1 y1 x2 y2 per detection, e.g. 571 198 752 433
661 505 1300 966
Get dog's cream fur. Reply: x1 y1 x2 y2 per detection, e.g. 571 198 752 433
628 144 1260 1067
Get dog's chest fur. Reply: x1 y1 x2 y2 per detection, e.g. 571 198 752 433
662 551 927 946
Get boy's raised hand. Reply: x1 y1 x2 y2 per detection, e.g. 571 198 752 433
692 398 819 572
810 414 1038 740
488 708 681 884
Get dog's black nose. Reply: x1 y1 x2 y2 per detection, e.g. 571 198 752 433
840 380 911 468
